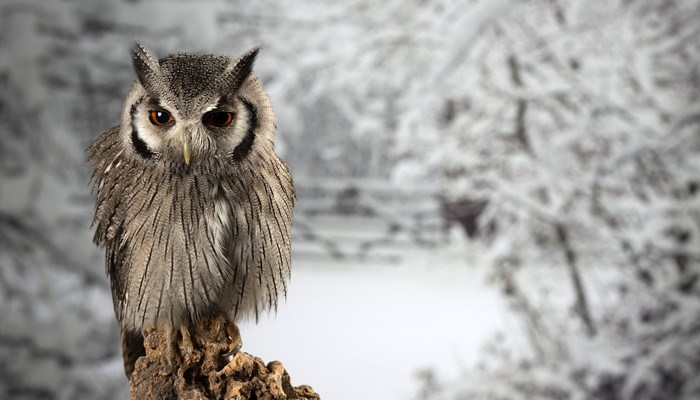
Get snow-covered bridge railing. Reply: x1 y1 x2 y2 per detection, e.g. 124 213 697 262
290 176 445 263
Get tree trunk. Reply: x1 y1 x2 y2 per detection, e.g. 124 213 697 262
555 223 596 337
129 319 320 400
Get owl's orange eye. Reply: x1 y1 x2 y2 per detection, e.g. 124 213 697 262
205 112 233 127
149 110 173 126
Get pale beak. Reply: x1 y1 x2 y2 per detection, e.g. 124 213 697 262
182 136 191 165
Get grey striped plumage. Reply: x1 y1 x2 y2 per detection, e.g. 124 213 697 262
87 43 294 378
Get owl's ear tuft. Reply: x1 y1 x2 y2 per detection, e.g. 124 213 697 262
131 41 163 93
225 47 260 93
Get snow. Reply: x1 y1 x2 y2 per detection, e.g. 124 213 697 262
241 245 508 400
437 0 514 80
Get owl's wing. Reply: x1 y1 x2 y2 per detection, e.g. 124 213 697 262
87 126 130 321
220 154 296 321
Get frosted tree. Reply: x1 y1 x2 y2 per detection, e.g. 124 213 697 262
0 3 124 399
245 0 459 179
395 0 700 399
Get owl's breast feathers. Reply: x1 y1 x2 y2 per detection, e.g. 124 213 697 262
87 126 295 332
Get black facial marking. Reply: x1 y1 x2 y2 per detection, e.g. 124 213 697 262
130 96 155 159
231 97 258 162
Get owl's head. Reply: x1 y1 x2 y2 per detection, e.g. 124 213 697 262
120 42 275 168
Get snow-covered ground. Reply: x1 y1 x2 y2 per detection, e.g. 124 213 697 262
242 243 511 400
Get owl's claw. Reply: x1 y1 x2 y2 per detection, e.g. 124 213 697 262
213 316 242 352
223 319 243 357
160 325 194 371
213 316 243 357
147 318 241 373
180 325 194 356
223 339 242 357
214 317 225 338
165 327 177 371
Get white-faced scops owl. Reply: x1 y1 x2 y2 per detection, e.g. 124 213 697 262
87 43 295 378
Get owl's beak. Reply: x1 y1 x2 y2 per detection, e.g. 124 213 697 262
183 138 191 165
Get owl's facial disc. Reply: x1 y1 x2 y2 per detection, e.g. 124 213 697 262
130 92 256 166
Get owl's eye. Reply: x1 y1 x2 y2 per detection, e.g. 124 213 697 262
205 112 233 127
149 110 173 126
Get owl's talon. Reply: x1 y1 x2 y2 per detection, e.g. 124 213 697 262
165 327 178 370
180 325 194 356
214 315 226 339
223 339 242 358
166 351 175 370
222 320 242 357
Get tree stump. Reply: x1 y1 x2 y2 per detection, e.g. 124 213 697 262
129 319 319 400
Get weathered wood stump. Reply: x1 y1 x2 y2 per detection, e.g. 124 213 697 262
129 319 319 400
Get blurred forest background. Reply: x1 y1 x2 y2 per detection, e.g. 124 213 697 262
1 0 699 399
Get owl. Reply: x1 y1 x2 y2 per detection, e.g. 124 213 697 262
87 42 295 378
